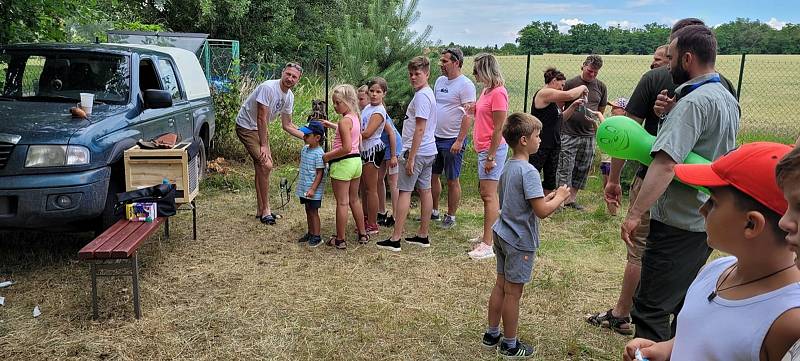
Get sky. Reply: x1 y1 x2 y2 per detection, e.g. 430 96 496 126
410 0 799 46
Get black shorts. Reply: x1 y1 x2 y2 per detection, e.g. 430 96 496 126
529 146 560 190
361 147 386 168
299 197 321 210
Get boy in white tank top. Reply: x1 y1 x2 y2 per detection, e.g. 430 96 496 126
624 142 800 361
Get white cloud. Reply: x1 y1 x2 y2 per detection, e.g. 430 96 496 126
606 20 638 29
560 18 585 26
767 17 787 30
558 18 585 33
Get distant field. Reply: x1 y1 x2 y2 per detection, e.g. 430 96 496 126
462 54 800 144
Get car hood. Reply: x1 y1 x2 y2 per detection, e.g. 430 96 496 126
0 102 128 144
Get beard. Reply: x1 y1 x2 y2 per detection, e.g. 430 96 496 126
670 58 691 85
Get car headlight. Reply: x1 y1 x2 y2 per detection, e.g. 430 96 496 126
25 145 90 167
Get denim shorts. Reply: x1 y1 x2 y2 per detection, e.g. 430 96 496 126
493 232 536 284
477 143 509 181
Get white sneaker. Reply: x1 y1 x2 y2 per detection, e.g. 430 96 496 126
468 242 495 260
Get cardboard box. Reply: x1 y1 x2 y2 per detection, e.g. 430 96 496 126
126 202 158 222
124 143 200 204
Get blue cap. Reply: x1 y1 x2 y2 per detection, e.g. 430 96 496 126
299 120 325 136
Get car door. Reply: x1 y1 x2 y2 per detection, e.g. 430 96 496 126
157 57 193 142
137 56 179 141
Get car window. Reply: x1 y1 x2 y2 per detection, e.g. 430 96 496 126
1 51 130 104
158 59 182 101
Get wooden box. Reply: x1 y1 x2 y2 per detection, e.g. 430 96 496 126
124 143 200 204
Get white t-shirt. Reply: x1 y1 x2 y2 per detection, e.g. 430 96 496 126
434 74 476 138
402 86 437 156
360 104 388 153
235 79 294 130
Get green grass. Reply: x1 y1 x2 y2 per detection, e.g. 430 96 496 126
1 160 641 360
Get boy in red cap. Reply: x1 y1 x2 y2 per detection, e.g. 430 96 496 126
624 142 800 361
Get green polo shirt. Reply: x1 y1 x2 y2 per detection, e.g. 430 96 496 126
649 73 740 232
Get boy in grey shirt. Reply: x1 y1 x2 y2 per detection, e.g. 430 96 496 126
481 113 570 358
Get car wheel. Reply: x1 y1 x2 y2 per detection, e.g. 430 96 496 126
198 136 207 180
95 176 124 236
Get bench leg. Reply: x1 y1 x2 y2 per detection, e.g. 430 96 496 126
164 217 170 240
90 263 99 320
192 199 197 240
131 253 142 319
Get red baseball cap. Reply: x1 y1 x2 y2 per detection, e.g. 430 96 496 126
674 142 792 215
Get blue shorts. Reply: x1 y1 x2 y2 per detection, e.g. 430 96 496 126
432 137 467 180
477 143 509 181
299 197 321 210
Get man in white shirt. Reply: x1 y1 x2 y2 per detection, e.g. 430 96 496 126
235 62 305 225
431 48 476 229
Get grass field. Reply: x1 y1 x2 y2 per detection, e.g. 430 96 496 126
2 159 656 360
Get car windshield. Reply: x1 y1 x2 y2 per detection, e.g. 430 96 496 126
0 50 130 105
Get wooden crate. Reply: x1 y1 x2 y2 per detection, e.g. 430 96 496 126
124 143 199 204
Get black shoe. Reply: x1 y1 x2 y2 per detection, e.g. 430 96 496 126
376 239 401 252
404 235 430 248
481 332 503 349
383 215 395 227
298 233 309 242
498 340 535 359
377 212 387 226
564 202 585 211
308 235 323 247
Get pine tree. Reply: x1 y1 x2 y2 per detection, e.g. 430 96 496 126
334 0 435 119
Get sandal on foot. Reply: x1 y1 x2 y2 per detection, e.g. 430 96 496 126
586 308 634 335
358 233 369 244
327 236 346 249
260 214 276 225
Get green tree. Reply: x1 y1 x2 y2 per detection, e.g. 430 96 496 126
517 21 560 54
335 0 433 117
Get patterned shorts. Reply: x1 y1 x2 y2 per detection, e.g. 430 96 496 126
556 134 595 189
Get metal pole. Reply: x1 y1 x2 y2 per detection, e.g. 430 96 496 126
736 53 746 102
523 51 531 113
325 44 331 152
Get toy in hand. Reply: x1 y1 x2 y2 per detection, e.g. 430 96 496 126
596 115 710 193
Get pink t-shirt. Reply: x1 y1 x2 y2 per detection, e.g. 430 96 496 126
472 86 509 152
332 113 361 155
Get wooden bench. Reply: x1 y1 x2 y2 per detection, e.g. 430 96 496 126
78 218 168 319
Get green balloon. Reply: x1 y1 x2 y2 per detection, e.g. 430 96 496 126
596 115 710 193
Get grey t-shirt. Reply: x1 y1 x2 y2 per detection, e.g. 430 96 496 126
562 76 607 137
492 159 545 251
650 73 740 232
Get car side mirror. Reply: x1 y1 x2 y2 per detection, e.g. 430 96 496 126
144 89 172 109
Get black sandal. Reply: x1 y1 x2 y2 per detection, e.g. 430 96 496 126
586 308 633 335
327 236 346 249
260 214 276 225
358 233 369 244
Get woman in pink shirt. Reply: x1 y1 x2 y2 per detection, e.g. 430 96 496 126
468 53 509 261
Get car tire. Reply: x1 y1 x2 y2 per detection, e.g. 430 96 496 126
198 136 207 180
95 175 124 236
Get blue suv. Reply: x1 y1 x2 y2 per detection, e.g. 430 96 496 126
0 43 215 232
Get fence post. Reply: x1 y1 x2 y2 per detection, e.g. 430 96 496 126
736 53 746 102
523 51 531 113
325 44 331 152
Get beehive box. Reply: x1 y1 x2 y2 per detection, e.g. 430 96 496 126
124 143 199 204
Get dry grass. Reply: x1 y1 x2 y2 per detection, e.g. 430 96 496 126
1 162 643 360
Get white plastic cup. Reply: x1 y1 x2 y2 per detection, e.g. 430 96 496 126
80 93 94 115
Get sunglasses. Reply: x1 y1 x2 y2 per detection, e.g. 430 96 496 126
443 48 462 63
284 62 303 74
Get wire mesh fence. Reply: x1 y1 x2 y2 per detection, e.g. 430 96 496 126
460 53 800 144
